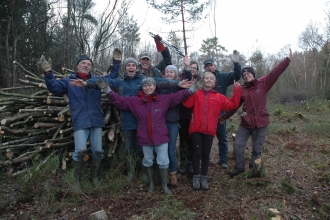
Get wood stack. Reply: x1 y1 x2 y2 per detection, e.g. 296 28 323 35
0 61 121 176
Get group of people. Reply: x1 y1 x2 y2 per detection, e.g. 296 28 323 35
38 34 291 194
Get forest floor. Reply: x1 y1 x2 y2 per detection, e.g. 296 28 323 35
0 100 330 220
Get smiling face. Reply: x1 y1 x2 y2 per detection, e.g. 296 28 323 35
191 63 198 76
139 57 151 70
204 63 216 72
203 72 216 90
242 71 255 82
165 68 177 80
142 83 156 95
77 60 92 74
126 63 137 78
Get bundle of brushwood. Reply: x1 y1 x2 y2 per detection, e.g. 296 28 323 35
0 61 122 176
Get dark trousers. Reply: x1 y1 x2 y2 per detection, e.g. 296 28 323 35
179 119 192 166
191 132 214 176
216 120 228 165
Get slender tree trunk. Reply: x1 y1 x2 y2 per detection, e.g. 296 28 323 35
180 0 187 55
66 0 71 67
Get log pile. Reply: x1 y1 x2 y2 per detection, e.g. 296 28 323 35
0 61 122 176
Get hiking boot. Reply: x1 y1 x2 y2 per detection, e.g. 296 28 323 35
229 168 245 177
179 164 186 175
169 172 177 187
200 175 209 190
192 175 200 190
220 163 228 169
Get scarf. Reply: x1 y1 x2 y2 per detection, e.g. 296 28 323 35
138 91 159 104
77 72 90 81
244 78 258 87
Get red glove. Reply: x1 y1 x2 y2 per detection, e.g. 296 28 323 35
154 35 166 52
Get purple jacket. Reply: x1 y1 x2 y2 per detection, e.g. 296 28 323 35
107 89 191 146
222 57 290 129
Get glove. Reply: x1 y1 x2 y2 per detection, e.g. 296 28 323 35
112 48 122 64
38 55 52 72
188 79 205 93
154 35 166 52
230 50 240 63
96 78 112 94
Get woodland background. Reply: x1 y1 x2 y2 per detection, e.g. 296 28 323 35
1 0 330 101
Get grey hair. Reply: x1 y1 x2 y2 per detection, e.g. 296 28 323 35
141 77 156 87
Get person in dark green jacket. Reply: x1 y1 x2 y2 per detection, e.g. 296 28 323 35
203 50 241 169
138 35 172 77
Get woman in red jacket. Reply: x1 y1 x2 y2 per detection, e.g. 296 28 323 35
220 50 291 177
182 72 242 190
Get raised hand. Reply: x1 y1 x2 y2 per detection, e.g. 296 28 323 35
113 48 122 61
183 55 191 69
178 79 194 88
154 35 165 52
230 50 240 63
38 55 52 72
289 48 292 59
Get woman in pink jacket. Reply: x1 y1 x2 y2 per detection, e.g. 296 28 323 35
182 72 242 190
220 50 291 177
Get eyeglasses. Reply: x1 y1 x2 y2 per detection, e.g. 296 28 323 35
243 72 252 78
191 67 197 70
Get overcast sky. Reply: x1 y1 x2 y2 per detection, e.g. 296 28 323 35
97 0 329 57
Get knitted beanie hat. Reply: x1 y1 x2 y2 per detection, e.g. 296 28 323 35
76 54 93 66
241 66 256 78
125 57 138 67
165 65 178 76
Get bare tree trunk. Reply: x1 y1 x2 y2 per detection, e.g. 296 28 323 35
180 0 187 55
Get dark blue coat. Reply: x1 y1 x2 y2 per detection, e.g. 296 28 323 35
44 63 120 132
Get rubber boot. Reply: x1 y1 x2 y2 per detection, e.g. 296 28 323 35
73 151 86 192
126 158 134 182
159 169 172 195
91 158 102 187
141 165 149 184
73 160 84 192
145 166 154 192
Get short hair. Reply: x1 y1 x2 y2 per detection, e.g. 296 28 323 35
141 77 156 87
190 61 199 71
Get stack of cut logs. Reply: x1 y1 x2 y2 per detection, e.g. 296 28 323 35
0 61 121 176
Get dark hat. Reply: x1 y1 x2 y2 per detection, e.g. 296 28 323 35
139 52 151 60
76 54 93 66
203 58 215 66
242 66 255 78
125 57 138 67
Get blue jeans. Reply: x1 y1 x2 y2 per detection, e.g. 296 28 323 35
73 127 104 161
142 144 169 169
123 130 143 158
166 122 179 172
233 126 267 170
216 119 228 165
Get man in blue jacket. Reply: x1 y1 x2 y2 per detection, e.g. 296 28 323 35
38 51 121 192
203 51 241 169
